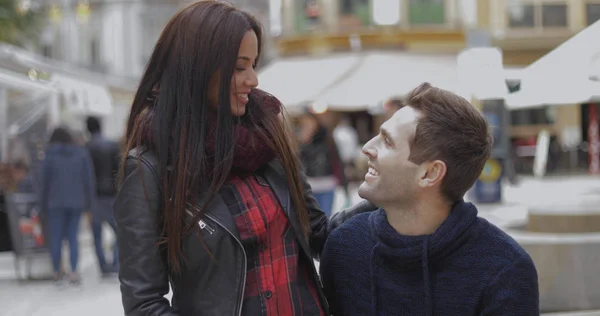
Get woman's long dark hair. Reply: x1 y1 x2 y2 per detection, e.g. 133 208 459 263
122 1 310 272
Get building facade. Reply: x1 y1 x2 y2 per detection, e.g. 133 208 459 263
271 0 475 56
30 0 276 139
476 0 600 172
37 0 276 79
477 0 600 65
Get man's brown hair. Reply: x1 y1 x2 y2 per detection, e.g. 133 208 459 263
406 82 492 203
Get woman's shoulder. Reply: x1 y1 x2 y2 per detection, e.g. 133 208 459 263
126 146 157 165
122 146 160 179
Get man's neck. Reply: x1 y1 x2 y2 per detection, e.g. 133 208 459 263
383 200 452 236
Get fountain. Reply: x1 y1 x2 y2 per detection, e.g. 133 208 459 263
504 199 600 313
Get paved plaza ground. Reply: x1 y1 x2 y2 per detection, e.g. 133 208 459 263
1 175 600 315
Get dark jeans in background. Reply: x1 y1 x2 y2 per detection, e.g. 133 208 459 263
48 207 82 274
313 190 335 217
91 196 118 274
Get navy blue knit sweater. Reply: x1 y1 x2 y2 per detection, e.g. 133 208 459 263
320 201 539 316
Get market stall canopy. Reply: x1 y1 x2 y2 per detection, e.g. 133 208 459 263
0 69 59 162
0 44 130 116
315 52 459 111
506 20 600 110
0 68 57 93
51 74 112 116
258 54 361 111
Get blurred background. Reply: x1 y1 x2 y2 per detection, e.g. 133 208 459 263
1 0 600 315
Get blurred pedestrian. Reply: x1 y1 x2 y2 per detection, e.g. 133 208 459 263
113 2 369 315
40 127 95 286
297 108 350 215
333 116 359 165
86 116 120 277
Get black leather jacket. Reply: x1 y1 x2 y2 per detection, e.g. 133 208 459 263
114 148 374 316
300 126 336 178
87 134 121 196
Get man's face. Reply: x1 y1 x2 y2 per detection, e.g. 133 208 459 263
358 107 421 208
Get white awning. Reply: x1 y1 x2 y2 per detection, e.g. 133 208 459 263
258 54 360 110
504 67 524 82
0 68 57 93
316 52 459 111
506 20 600 109
0 43 125 117
51 74 113 116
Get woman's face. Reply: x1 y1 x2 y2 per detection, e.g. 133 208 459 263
208 30 259 116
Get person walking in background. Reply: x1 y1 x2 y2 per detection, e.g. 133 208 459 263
40 127 96 286
333 115 359 173
86 116 120 276
297 108 351 215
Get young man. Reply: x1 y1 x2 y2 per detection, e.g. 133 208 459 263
320 83 539 315
86 116 121 276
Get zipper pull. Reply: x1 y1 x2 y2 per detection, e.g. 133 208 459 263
185 207 216 235
199 219 216 235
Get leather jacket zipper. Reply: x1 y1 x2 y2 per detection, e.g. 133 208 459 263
184 209 216 235
205 213 247 316
186 205 245 315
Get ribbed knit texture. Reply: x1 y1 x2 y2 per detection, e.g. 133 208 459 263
320 201 539 316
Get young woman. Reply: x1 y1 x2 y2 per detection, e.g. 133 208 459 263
114 1 371 315
40 127 95 285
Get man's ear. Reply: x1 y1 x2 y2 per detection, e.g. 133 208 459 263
417 160 447 189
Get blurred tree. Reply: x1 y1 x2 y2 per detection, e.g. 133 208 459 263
0 0 43 45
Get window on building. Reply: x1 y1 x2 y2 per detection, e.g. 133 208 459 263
295 0 321 32
339 0 370 31
42 45 52 58
508 4 535 28
90 38 99 66
408 0 445 25
507 1 568 29
542 4 568 27
511 108 555 126
587 3 600 25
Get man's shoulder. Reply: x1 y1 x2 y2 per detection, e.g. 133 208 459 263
328 211 373 243
337 211 372 230
470 217 535 270
323 212 374 265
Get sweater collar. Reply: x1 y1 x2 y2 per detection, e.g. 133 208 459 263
369 200 478 264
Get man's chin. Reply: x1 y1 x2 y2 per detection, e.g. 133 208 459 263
357 182 372 200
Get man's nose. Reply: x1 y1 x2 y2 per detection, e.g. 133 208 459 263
362 142 377 160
